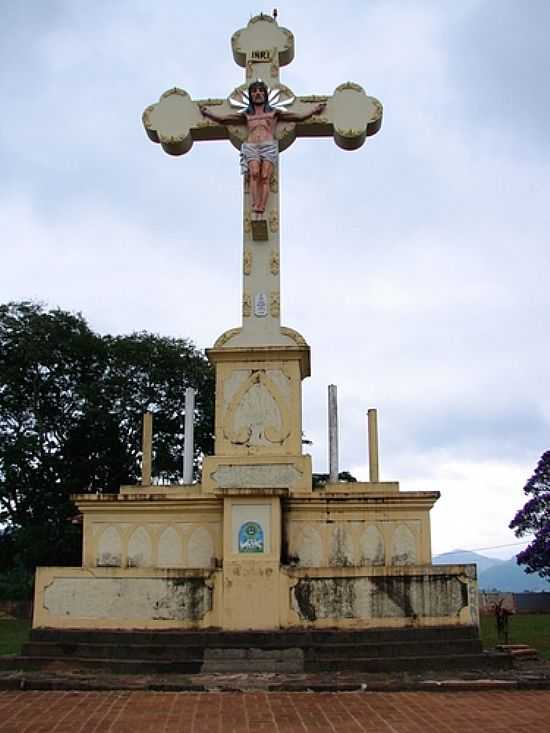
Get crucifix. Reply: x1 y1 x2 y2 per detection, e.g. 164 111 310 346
143 13 382 348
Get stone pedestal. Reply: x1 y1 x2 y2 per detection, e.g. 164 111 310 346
202 342 312 495
32 322 480 634
32 329 480 633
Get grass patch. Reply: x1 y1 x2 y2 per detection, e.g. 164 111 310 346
480 613 550 659
0 619 31 656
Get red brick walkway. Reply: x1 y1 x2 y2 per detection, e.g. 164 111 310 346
0 690 549 732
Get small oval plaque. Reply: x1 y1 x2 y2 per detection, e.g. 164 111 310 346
254 291 268 317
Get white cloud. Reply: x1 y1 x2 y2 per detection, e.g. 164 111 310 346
1 0 549 556
0 195 236 344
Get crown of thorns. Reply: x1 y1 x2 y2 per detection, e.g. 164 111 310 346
229 79 295 113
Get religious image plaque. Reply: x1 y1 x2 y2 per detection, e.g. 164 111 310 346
238 521 265 553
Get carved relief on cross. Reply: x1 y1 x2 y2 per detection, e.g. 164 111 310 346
143 14 382 348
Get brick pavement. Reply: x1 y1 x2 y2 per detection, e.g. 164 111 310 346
0 689 549 732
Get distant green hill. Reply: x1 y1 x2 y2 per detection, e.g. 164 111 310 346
478 557 549 592
433 549 549 592
433 549 503 575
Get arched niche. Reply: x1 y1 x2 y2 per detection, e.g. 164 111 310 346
127 526 153 568
158 526 183 567
294 525 323 567
390 524 417 565
187 527 214 568
360 525 385 565
329 523 354 567
96 526 122 567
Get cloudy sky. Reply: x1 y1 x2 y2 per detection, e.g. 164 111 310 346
2 1 549 559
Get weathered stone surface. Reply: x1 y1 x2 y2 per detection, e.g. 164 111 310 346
96 526 122 567
202 647 303 673
127 527 153 568
221 369 292 448
187 527 215 568
287 519 423 569
390 524 418 565
360 526 385 565
43 577 212 621
292 573 470 622
158 527 182 567
212 463 301 489
329 524 354 567
294 526 323 567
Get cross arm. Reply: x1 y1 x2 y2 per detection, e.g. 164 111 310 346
143 88 242 156
279 83 383 152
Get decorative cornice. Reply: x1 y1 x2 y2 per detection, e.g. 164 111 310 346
206 343 310 378
284 563 474 579
280 327 308 347
283 491 441 513
73 493 223 514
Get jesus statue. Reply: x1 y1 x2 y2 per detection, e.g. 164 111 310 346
200 80 325 216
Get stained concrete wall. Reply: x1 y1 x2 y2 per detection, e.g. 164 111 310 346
80 497 223 571
33 564 478 631
284 564 479 629
37 488 471 631
287 519 427 568
34 567 221 630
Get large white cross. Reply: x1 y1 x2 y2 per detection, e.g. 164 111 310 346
143 14 382 348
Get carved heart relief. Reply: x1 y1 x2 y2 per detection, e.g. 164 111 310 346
224 369 290 446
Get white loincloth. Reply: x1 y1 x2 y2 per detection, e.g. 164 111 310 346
240 142 278 174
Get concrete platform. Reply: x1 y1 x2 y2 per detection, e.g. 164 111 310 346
1 625 512 679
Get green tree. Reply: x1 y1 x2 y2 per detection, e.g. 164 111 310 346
509 450 550 578
97 331 214 487
0 302 214 583
0 302 102 566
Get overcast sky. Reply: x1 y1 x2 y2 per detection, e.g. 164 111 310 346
2 1 549 560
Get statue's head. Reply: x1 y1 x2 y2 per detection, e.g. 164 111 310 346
247 80 271 113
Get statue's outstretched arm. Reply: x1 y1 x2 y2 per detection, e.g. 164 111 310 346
199 105 244 125
278 103 326 122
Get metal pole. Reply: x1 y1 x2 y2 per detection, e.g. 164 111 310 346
328 384 339 483
183 387 196 484
142 411 152 486
368 408 379 483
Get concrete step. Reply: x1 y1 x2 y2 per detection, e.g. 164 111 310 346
21 642 204 661
30 625 480 647
306 653 512 673
497 644 538 658
303 639 482 659
2 656 204 675
3 650 509 676
14 625 499 675
21 637 482 662
202 648 303 673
